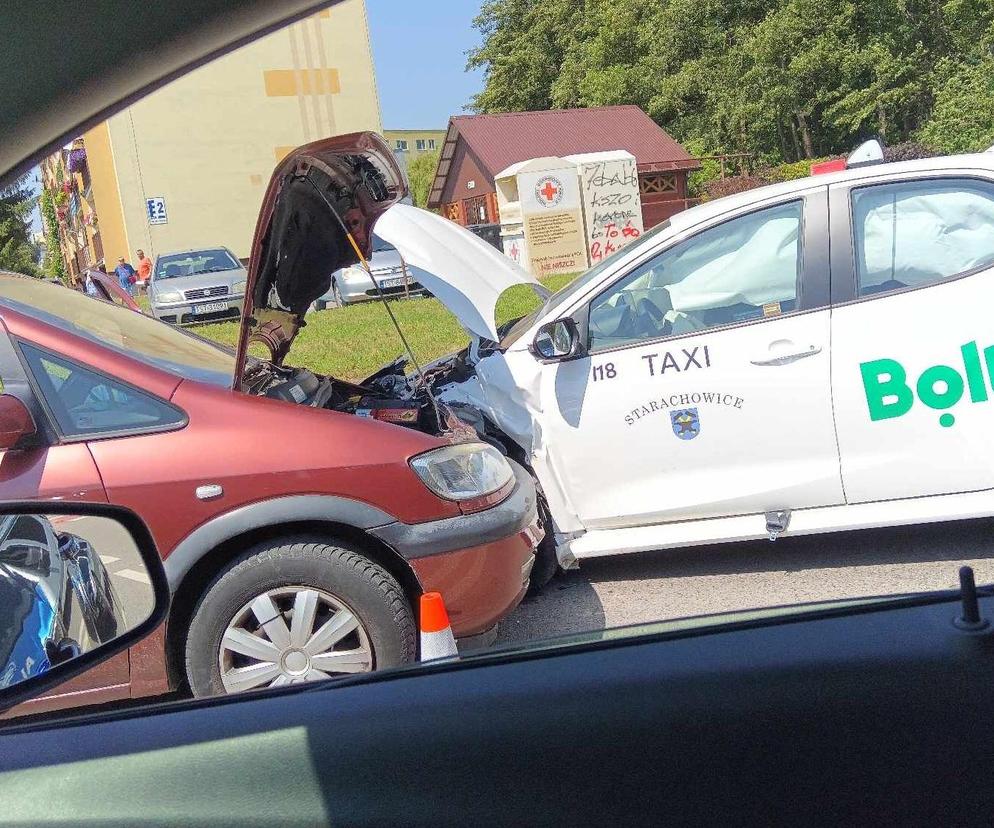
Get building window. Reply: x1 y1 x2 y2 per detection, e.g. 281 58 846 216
640 173 678 195
427 139 436 150
395 140 408 151
464 195 490 225
416 139 426 151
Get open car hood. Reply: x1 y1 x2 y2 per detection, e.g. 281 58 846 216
234 132 406 385
375 205 549 342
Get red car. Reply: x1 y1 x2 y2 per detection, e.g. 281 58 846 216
0 134 541 715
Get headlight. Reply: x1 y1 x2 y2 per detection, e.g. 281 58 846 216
410 443 514 500
154 289 183 303
232 279 246 294
341 266 366 282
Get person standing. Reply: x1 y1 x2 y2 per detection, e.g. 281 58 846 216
135 249 152 288
114 256 137 296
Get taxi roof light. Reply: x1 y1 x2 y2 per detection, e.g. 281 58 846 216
811 139 886 176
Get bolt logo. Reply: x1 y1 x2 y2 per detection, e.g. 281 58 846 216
860 341 993 428
534 176 564 208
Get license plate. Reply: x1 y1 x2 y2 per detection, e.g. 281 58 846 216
194 301 228 314
380 276 406 289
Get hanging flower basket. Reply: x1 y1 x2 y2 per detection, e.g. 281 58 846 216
67 147 87 174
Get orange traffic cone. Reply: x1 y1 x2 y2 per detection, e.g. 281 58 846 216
419 592 458 661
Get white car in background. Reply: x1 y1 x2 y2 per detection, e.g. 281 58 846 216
149 246 247 324
365 141 994 580
313 233 427 310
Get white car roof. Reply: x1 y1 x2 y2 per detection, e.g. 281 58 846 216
668 152 994 235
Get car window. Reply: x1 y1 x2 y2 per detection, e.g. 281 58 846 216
587 201 802 351
19 343 185 438
0 277 235 386
853 179 994 297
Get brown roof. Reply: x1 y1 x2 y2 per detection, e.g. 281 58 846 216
428 106 699 207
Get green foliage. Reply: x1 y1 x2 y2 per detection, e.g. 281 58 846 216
38 189 66 281
407 149 441 208
197 272 578 381
468 0 994 163
918 58 994 153
0 176 39 276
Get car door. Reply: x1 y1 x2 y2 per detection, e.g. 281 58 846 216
829 173 994 503
539 188 845 530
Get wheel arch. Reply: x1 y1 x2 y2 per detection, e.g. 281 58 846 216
162 496 423 688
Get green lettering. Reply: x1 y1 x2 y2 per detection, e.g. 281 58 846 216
916 364 964 410
962 342 988 402
860 358 913 421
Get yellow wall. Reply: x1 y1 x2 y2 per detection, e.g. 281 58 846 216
83 121 129 266
100 0 381 261
384 129 446 157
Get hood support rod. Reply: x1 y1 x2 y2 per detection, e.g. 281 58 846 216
302 175 445 427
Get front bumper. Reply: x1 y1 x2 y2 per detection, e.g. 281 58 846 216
370 461 542 637
151 295 243 324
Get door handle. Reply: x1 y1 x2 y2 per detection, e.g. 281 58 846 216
750 345 822 366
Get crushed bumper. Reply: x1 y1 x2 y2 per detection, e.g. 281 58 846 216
370 461 542 636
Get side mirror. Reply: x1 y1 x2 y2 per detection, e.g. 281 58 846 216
532 318 585 362
0 395 36 450
0 502 168 714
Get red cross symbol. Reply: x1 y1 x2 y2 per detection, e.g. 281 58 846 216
540 181 558 202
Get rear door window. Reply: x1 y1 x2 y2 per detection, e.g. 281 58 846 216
852 179 994 297
19 344 185 439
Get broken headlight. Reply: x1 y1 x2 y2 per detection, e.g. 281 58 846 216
410 443 513 501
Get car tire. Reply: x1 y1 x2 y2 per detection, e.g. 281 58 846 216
184 536 416 698
526 495 561 595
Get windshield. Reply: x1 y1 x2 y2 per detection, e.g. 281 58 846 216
0 277 235 385
155 248 241 279
501 220 672 347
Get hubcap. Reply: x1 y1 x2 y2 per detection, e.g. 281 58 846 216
219 586 373 694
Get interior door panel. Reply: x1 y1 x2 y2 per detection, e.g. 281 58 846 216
1 591 992 826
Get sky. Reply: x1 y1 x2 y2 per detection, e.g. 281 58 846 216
366 1 485 129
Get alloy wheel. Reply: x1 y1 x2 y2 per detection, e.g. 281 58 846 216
218 586 373 693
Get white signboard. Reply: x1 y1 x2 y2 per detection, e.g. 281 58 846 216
502 232 529 267
574 153 644 264
145 197 168 225
516 164 588 276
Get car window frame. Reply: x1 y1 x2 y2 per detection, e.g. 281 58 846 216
579 188 829 357
830 171 994 306
13 340 188 444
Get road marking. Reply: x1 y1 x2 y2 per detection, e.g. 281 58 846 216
99 555 120 564
115 568 151 585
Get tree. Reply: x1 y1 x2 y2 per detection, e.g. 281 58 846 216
38 188 66 281
918 58 994 153
467 0 994 164
0 175 38 276
407 149 441 208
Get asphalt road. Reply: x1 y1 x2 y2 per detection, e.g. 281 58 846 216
497 518 994 645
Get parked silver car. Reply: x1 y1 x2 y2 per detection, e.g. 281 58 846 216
149 247 247 324
313 234 427 310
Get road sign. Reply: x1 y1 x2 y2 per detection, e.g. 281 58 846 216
145 197 168 225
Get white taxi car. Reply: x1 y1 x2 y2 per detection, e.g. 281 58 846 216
376 142 994 573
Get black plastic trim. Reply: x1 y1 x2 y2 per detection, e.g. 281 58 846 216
163 495 398 590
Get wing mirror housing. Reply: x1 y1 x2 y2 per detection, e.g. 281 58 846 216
532 318 585 362
0 502 169 715
0 395 36 450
